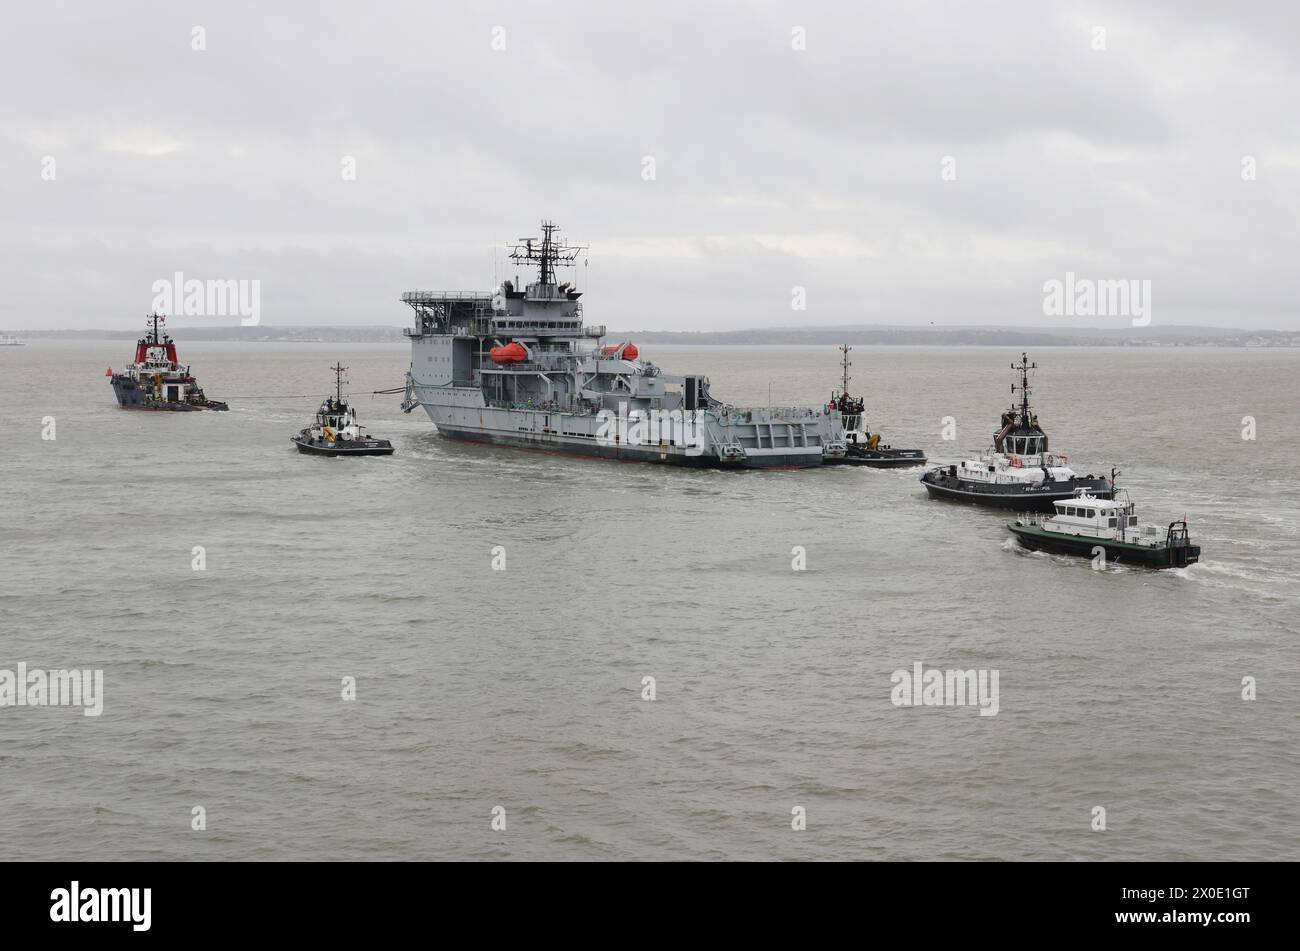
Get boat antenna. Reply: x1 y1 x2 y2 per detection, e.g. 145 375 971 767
839 344 852 395
330 362 348 404
1011 352 1036 421
509 220 585 286
146 312 166 345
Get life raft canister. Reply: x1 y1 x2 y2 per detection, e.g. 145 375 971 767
1010 455 1024 468
599 342 639 360
489 342 527 364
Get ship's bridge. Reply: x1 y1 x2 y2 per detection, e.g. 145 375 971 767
998 426 1046 456
524 281 577 302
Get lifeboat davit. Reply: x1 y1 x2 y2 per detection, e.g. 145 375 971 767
490 342 527 364
599 342 639 361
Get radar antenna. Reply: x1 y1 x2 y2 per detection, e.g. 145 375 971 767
509 220 586 286
1011 352 1037 421
145 313 170 345
330 362 348 404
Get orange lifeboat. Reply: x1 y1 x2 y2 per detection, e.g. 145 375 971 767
599 342 639 360
489 342 527 364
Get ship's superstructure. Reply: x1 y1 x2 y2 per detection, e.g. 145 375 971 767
401 221 845 467
109 315 228 411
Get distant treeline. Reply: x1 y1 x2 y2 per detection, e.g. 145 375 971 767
10 324 1298 347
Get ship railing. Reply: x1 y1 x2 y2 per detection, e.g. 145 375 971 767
484 398 578 413
488 322 585 335
401 291 494 303
714 405 822 423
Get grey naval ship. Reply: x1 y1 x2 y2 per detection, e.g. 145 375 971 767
400 221 847 468
108 314 228 411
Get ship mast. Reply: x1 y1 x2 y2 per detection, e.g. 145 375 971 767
330 362 347 404
1011 352 1036 422
839 344 852 395
147 313 165 345
509 220 584 286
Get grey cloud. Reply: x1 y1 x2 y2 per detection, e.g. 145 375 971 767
2 0 1298 330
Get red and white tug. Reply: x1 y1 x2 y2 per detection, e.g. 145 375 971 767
108 314 228 411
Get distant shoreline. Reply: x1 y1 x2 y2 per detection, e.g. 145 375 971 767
7 325 1299 348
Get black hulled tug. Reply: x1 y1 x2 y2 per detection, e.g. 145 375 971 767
1008 470 1200 568
920 353 1109 510
822 345 927 468
108 314 228 411
292 363 395 456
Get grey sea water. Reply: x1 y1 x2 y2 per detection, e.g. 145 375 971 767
1 341 1297 861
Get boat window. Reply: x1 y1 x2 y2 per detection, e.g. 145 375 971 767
1108 517 1117 527
1086 509 1095 518
1128 516 1138 526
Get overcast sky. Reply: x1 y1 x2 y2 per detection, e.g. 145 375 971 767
3 1 1299 331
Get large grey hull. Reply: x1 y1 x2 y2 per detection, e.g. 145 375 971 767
417 400 823 468
435 425 818 468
